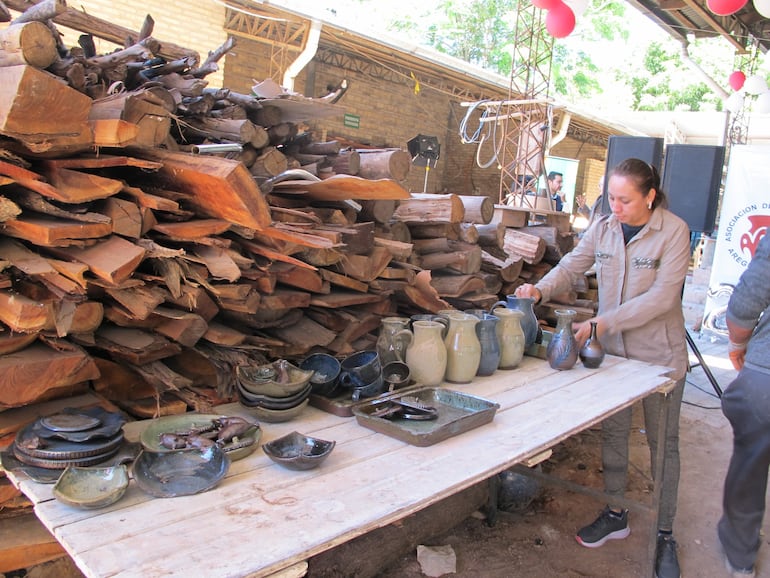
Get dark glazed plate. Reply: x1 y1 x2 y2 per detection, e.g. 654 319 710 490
33 407 126 442
132 446 230 498
262 431 335 471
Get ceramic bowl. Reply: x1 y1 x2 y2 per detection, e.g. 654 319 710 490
299 353 341 397
262 431 336 471
240 399 310 423
236 381 312 409
53 464 129 509
132 446 229 498
237 359 314 397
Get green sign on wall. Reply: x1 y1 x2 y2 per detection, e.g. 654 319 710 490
343 113 360 129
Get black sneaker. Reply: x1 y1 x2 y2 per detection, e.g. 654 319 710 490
575 507 630 548
655 533 680 578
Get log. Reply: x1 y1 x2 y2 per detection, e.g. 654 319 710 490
267 122 296 146
458 194 494 224
430 273 486 298
407 222 459 240
97 197 143 238
0 65 92 154
392 193 465 223
95 326 181 365
335 246 392 282
481 250 524 283
149 307 208 347
458 223 479 244
250 146 288 178
300 140 341 155
185 117 268 148
331 149 360 175
357 149 411 181
0 22 57 68
0 288 50 332
419 244 482 275
9 0 64 24
492 204 529 228
503 228 546 264
358 199 394 224
0 342 99 410
0 195 20 221
475 222 505 248
250 104 282 127
412 237 452 254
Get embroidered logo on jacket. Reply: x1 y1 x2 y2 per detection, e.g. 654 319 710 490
632 257 660 269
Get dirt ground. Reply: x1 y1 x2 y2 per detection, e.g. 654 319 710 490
376 332 755 578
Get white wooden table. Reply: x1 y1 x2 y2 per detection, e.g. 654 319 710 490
5 354 675 578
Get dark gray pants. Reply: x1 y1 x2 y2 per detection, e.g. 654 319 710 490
718 367 770 570
602 377 685 531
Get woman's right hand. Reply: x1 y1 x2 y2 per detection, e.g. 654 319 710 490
514 284 541 303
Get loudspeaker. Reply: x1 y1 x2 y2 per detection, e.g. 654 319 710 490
600 136 664 215
661 144 725 234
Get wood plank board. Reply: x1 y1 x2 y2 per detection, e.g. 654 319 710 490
133 149 271 230
11 355 674 578
273 175 411 201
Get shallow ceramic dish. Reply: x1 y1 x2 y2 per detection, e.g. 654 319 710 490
132 446 229 498
262 431 336 470
237 359 314 397
53 464 129 509
241 399 310 423
139 414 260 461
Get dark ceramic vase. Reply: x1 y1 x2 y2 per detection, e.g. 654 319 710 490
546 309 578 370
579 321 605 369
472 312 500 377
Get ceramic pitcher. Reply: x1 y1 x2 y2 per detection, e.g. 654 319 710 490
405 320 447 387
467 311 500 377
443 312 481 383
546 309 578 370
375 316 413 365
494 307 525 369
490 295 539 348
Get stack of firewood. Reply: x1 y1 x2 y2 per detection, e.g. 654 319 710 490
0 2 586 418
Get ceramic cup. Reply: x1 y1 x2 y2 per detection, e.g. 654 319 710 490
339 350 382 389
382 361 411 391
299 353 341 397
351 374 386 401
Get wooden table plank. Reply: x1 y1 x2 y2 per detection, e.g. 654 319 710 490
7 355 674 578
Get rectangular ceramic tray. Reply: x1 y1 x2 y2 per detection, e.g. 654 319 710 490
352 387 500 447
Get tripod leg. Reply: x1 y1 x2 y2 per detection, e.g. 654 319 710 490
686 330 723 397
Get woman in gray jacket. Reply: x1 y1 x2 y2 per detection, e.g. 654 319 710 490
516 158 690 578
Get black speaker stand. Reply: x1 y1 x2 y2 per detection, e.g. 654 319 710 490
686 329 722 398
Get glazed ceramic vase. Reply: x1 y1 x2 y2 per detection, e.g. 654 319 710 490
494 307 525 370
546 309 578 371
579 321 605 368
491 296 539 348
443 313 481 384
376 316 413 365
405 320 447 387
469 312 500 377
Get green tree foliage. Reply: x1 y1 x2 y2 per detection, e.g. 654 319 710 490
383 0 737 112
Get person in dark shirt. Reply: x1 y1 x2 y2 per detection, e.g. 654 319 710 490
547 171 565 211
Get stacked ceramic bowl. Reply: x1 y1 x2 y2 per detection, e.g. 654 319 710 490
236 359 314 422
12 407 126 470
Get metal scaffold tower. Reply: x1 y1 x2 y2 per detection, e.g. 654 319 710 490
497 4 555 207
460 4 555 208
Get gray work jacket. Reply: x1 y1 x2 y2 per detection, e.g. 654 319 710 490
535 207 690 380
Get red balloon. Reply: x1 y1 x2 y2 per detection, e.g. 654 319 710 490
729 70 746 91
532 0 559 9
707 0 748 15
546 1 576 38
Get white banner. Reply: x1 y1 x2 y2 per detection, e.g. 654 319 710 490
702 144 770 335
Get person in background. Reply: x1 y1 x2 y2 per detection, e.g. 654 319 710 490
717 232 770 578
515 158 690 578
587 174 606 230
547 171 565 211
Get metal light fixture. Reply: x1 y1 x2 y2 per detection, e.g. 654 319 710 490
407 134 440 193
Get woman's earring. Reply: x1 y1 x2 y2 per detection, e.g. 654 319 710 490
647 202 652 210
